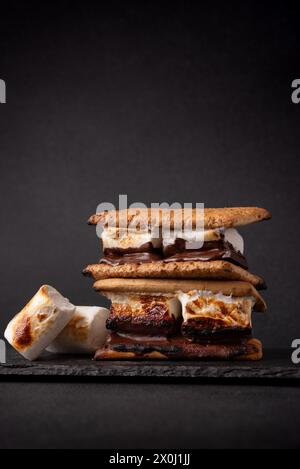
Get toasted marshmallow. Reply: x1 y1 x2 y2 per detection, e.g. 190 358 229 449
47 306 109 354
162 228 222 250
107 293 181 318
4 285 75 361
107 293 182 319
178 290 254 328
224 228 244 254
101 228 162 250
105 293 182 336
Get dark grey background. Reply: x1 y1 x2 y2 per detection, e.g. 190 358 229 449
1 0 300 451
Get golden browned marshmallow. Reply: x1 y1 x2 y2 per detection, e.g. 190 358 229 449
101 228 162 250
178 290 254 329
46 306 109 354
4 285 75 361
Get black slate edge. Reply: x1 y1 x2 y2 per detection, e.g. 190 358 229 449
0 348 300 381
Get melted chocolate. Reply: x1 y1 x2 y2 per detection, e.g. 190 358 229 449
101 243 163 265
163 239 248 269
100 251 162 265
99 238 247 269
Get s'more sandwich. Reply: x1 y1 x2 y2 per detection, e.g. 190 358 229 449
84 206 271 361
84 207 271 288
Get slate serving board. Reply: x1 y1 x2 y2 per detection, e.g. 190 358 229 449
1 348 300 381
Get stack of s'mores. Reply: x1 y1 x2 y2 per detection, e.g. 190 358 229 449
84 207 271 361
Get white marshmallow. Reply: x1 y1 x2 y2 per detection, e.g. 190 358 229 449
117 332 168 342
4 285 75 361
224 228 244 254
46 306 109 354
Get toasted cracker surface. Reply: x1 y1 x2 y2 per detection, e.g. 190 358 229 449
83 260 265 288
89 207 271 229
